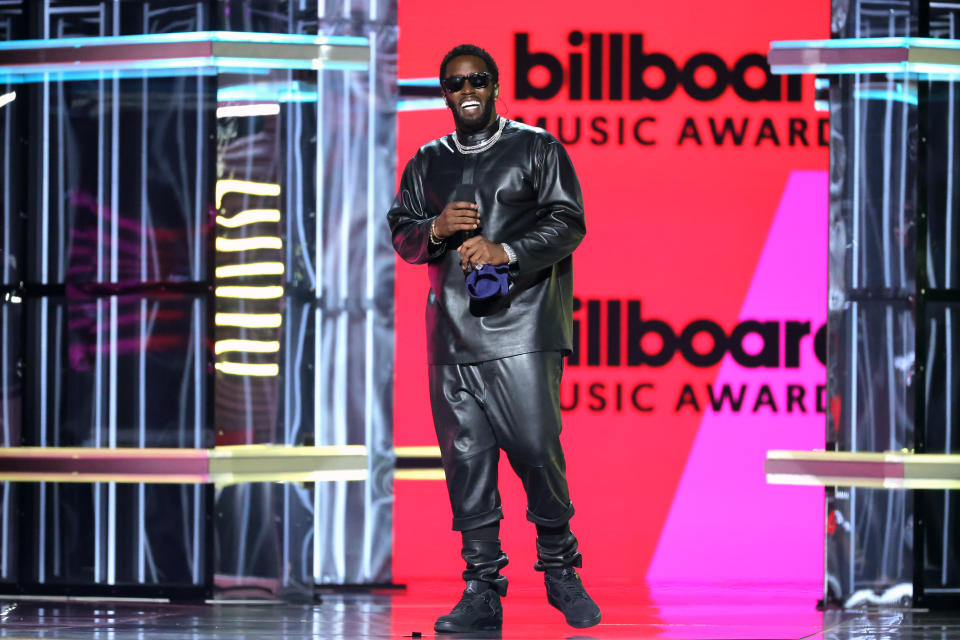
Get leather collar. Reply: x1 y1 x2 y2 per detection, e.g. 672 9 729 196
455 117 502 147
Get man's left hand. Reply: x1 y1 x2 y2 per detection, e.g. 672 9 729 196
458 236 508 271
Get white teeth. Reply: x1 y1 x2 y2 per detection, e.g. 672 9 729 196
462 101 480 108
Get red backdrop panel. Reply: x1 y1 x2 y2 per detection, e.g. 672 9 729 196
394 0 830 588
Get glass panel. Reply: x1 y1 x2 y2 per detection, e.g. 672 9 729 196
0 78 19 288
0 301 20 447
828 302 915 453
832 0 917 39
16 292 209 587
24 293 208 448
826 486 914 606
827 63 917 603
26 75 211 285
0 300 20 586
19 482 208 587
918 303 960 594
214 482 315 597
925 78 960 291
215 1 316 33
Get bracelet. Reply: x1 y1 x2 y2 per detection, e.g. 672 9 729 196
500 242 518 265
428 219 443 245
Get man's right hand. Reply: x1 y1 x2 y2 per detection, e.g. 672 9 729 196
434 201 480 239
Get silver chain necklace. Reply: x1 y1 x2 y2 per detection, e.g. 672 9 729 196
452 117 507 155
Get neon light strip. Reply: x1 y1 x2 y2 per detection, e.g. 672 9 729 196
215 179 280 208
215 285 284 299
0 58 366 76
854 88 919 106
0 31 368 49
398 98 445 112
217 82 317 103
0 92 14 109
215 340 280 355
215 236 282 251
214 313 282 328
216 209 281 227
397 77 438 87
0 65 370 85
215 362 280 377
216 103 280 118
773 62 960 76
770 36 960 50
215 262 285 278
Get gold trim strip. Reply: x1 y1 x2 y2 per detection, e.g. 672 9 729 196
394 469 446 481
395 446 442 458
0 445 369 485
766 450 960 489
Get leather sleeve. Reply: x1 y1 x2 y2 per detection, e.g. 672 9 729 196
507 137 586 278
387 154 447 265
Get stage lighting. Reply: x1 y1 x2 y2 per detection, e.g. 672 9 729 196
215 236 282 252
215 285 284 299
216 103 281 118
215 179 281 208
215 262 285 278
214 313 283 328
214 340 281 355
216 209 282 227
215 362 280 376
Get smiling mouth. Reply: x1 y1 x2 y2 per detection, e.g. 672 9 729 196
460 100 481 114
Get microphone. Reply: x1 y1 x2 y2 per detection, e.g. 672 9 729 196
454 183 476 204
452 183 479 244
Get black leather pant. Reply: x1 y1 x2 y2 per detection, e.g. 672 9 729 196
428 350 576 532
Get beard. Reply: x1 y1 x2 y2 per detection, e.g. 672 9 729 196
451 96 496 133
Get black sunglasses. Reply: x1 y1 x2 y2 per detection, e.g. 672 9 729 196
442 72 492 93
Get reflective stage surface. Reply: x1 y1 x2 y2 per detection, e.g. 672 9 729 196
0 581 956 640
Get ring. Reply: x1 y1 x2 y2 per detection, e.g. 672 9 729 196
476 263 484 269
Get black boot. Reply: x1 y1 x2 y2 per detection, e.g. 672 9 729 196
535 525 600 628
434 580 503 633
435 538 509 633
544 566 601 628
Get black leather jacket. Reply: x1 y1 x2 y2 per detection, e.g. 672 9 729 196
387 118 586 365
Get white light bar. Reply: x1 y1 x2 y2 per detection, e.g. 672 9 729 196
215 362 280 377
215 285 284 299
216 103 281 119
215 262 285 278
214 313 283 328
215 180 280 209
216 209 281 228
215 236 282 252
215 340 280 355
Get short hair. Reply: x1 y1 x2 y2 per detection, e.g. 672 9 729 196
439 44 500 89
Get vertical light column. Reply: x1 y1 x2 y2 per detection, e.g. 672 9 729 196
37 49 50 586
0 76 11 583
942 15 956 581
137 7 149 582
107 3 121 584
361 29 377 580
37 0 51 586
331 66 352 583
313 60 326 584
190 68 204 586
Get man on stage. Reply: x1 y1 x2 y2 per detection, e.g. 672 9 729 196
386 43 600 633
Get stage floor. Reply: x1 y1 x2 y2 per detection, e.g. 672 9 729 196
0 581 952 639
